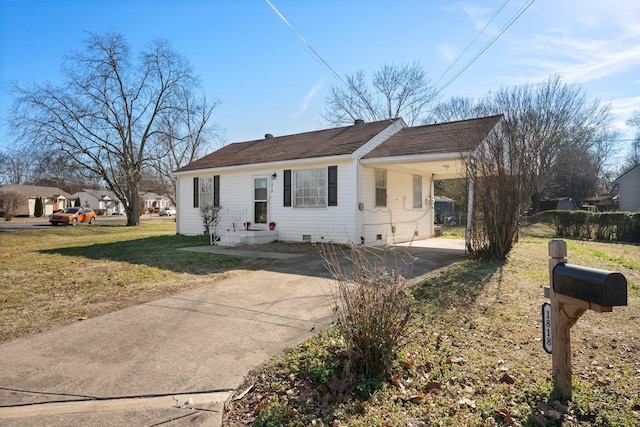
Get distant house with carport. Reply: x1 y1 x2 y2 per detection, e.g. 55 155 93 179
173 115 504 247
0 184 72 217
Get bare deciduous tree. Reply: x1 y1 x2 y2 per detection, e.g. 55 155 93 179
322 61 438 126
625 111 640 169
457 76 614 260
0 190 23 220
10 32 219 225
147 89 221 206
0 149 32 185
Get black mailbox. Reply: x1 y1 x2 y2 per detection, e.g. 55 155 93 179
553 263 627 307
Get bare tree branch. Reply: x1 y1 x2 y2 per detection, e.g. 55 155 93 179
9 32 219 225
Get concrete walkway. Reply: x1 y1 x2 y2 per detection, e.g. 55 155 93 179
0 240 465 426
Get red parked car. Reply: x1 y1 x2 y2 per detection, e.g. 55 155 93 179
49 207 97 226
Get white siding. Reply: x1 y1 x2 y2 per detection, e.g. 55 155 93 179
176 160 359 244
618 166 640 212
357 166 434 246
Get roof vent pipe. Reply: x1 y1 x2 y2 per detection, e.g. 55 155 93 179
354 119 364 125
265 133 273 139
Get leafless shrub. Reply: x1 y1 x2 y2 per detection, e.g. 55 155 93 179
0 190 23 220
200 203 222 243
322 244 414 379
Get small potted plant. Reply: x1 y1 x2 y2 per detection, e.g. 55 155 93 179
269 221 276 230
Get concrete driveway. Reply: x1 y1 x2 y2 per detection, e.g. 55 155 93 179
0 240 465 426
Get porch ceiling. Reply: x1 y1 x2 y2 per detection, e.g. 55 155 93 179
360 154 467 180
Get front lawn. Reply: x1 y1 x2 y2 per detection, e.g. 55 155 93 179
224 230 640 426
0 222 265 342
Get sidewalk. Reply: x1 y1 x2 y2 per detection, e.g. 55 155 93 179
0 241 465 426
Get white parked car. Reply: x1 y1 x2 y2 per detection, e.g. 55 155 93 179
159 207 177 216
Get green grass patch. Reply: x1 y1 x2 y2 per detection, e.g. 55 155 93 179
0 222 259 342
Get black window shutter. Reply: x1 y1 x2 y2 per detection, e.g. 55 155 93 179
283 170 292 206
328 166 337 206
193 177 199 208
213 175 220 207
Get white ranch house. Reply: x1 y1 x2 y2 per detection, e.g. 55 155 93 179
73 189 125 215
174 116 502 246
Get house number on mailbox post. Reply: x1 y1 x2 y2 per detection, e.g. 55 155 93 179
541 302 552 354
545 239 627 400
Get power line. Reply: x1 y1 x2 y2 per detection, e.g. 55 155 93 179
435 0 511 86
264 0 348 88
438 0 537 93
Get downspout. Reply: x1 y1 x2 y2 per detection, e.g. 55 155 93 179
175 175 180 235
465 154 475 253
355 156 361 244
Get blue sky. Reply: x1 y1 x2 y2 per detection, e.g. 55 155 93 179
1 0 639 161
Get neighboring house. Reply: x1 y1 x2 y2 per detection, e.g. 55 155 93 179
140 192 171 213
615 164 640 212
174 115 503 246
73 189 125 215
539 197 579 212
0 184 72 217
581 196 617 212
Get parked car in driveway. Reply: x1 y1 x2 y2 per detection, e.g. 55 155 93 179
158 207 177 216
49 207 97 226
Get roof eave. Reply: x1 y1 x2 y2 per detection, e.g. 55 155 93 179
173 154 355 176
360 151 470 165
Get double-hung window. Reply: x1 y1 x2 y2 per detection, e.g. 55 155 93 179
375 169 387 207
194 175 220 208
294 168 326 207
283 166 337 208
413 175 422 208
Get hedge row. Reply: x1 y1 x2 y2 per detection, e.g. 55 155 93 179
536 210 640 244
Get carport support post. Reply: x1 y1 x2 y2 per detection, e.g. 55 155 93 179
548 240 572 399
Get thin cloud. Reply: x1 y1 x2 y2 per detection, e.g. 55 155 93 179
437 43 457 62
290 81 324 119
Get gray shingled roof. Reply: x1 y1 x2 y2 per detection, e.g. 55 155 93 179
0 184 72 199
176 119 398 172
364 115 503 159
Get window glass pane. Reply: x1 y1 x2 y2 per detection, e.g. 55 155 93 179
413 175 422 208
294 168 326 207
200 176 213 207
254 201 267 223
375 169 387 207
254 178 268 201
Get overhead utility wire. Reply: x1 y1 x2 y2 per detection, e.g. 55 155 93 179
438 0 536 93
435 0 510 86
265 0 349 89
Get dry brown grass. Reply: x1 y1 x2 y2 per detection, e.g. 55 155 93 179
224 230 640 426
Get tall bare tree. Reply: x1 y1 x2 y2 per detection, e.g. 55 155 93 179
444 76 614 260
322 61 438 126
0 149 32 185
147 89 221 206
625 111 640 169
10 32 219 225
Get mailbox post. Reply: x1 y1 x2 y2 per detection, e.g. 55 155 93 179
545 240 627 400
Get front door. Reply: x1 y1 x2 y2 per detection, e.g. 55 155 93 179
254 177 268 225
